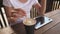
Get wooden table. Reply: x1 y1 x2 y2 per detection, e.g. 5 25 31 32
35 9 60 34
0 9 60 34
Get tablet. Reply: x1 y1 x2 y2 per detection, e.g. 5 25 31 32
34 16 52 29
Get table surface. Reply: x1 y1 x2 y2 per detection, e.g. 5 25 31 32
0 9 60 34
35 9 60 34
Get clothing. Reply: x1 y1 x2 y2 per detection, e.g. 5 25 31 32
3 0 39 23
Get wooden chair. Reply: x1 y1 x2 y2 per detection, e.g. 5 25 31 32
0 7 9 28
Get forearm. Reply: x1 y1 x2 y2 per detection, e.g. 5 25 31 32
36 0 46 16
4 6 17 22
38 0 46 16
4 6 14 17
5 6 26 22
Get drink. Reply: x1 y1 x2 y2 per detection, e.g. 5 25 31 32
23 18 36 34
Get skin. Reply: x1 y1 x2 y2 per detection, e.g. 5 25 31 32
19 0 27 3
4 0 46 22
33 0 46 16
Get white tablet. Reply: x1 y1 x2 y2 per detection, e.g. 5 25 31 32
34 16 53 29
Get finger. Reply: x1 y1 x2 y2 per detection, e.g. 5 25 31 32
19 11 26 16
15 9 26 14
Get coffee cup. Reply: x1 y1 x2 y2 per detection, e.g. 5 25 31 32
23 18 36 34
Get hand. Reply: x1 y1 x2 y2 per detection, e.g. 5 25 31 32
12 9 26 18
8 17 17 23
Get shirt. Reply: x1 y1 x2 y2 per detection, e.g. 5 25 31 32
3 0 38 20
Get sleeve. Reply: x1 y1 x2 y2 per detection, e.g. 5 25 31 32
3 0 12 7
33 0 39 5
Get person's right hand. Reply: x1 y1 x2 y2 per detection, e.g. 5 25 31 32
12 9 26 18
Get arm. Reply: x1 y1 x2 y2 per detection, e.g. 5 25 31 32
33 0 47 17
4 6 17 22
4 6 26 22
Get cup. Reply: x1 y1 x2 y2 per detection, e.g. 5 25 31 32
23 18 36 34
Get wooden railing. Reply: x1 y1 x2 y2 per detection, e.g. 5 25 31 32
30 7 38 18
52 0 60 10
46 0 60 12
